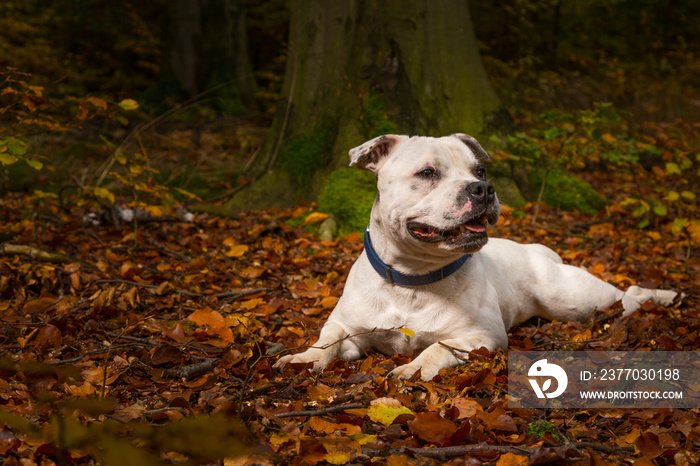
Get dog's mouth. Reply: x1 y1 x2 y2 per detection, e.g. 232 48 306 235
407 213 490 245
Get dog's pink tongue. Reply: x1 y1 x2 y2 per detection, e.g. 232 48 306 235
464 223 486 233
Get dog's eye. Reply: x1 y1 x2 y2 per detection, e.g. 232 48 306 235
476 166 487 180
417 168 437 179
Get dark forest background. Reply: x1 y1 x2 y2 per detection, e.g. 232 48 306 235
1 0 697 202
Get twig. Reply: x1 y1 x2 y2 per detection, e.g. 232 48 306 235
274 402 363 419
204 178 252 205
234 381 288 401
531 167 549 227
0 243 76 264
45 343 139 365
411 444 531 458
437 341 496 364
162 358 219 380
143 406 188 419
146 237 192 263
314 326 409 351
105 332 159 347
238 334 268 416
267 62 296 171
570 441 634 454
363 440 634 460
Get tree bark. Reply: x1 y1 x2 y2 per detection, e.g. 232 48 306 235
227 0 508 211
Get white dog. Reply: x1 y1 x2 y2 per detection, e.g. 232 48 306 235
274 134 678 380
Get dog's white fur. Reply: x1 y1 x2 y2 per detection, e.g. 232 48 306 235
274 134 677 380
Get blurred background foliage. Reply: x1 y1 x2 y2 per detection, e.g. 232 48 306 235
0 0 697 224
1 0 696 119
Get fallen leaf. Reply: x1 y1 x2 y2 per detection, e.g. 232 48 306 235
151 344 183 365
64 382 97 397
33 324 62 348
476 405 518 432
320 436 361 465
306 417 360 434
452 398 484 419
225 244 249 258
496 452 529 466
112 403 147 422
302 212 329 226
22 297 57 314
163 323 187 343
307 384 336 402
188 308 226 328
408 412 457 445
635 431 663 458
240 266 265 278
367 403 414 426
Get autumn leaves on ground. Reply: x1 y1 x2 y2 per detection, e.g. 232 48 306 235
1 119 699 466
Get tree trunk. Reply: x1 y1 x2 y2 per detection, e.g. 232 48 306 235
227 0 508 211
166 0 259 111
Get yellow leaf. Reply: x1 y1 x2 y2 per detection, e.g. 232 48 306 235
399 328 415 337
240 298 262 310
174 187 201 200
687 220 700 242
572 329 592 341
26 159 42 170
118 98 139 111
665 162 681 175
349 433 377 445
601 133 617 143
89 187 115 206
143 205 161 217
302 212 329 226
320 437 361 465
225 244 249 258
367 403 414 426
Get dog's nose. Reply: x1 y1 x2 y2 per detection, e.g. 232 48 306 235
466 181 495 203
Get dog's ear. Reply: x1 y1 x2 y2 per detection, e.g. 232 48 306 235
450 133 490 161
348 135 406 173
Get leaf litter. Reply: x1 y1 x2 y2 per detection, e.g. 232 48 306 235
0 163 698 465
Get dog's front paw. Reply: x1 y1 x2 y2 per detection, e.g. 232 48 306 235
273 350 329 372
389 363 439 381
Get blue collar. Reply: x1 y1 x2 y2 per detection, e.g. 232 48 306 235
363 227 471 287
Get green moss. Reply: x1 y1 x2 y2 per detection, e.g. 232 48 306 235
527 421 560 440
278 122 333 186
318 168 377 236
529 169 606 214
363 95 398 138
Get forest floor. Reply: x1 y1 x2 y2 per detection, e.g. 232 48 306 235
1 133 699 466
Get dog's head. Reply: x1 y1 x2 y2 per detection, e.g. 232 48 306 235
349 134 500 254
